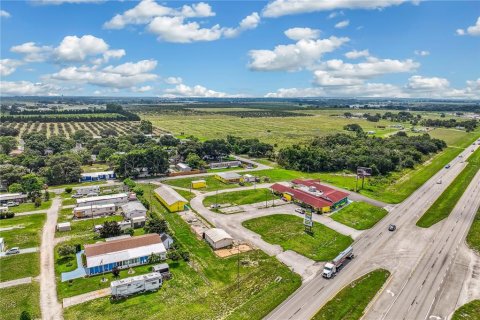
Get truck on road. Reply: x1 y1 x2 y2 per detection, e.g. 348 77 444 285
322 246 354 279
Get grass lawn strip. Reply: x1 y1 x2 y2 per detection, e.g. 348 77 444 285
330 202 388 230
0 213 45 248
0 282 41 320
0 253 40 282
242 214 353 261
452 300 480 320
466 208 480 254
312 269 391 320
8 194 54 213
417 147 480 228
203 188 277 208
62 183 301 320
55 215 123 238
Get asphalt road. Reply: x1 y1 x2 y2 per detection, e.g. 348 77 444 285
265 143 480 320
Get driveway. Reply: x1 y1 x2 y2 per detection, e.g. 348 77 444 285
0 247 39 258
39 196 63 320
0 277 32 289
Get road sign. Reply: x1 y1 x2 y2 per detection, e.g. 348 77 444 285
304 211 313 227
357 167 372 177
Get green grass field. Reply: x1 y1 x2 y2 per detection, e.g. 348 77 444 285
165 174 250 192
0 253 40 282
312 269 390 320
242 214 353 261
203 188 278 208
466 208 480 254
0 213 45 248
81 163 111 173
452 300 480 320
0 283 41 320
55 215 123 238
417 147 480 228
9 195 54 213
331 202 388 230
62 183 301 320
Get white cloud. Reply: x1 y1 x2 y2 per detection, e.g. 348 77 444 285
0 10 11 18
180 2 215 18
10 42 52 62
103 60 157 76
104 0 173 29
284 27 320 40
148 16 223 43
164 76 183 84
406 75 449 91
54 35 109 61
132 85 153 93
345 49 369 59
163 83 228 97
0 81 60 96
335 19 350 29
248 36 349 71
224 12 261 38
263 0 409 18
456 17 480 36
327 11 344 19
414 50 430 56
0 59 23 76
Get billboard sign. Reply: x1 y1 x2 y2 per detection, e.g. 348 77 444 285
357 167 372 177
304 210 313 227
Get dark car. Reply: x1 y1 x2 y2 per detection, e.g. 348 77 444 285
388 224 396 231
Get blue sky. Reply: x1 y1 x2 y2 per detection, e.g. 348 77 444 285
1 0 479 98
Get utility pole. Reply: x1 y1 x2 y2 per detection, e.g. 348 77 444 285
236 241 240 290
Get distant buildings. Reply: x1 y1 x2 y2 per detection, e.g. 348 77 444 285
209 160 242 170
80 171 116 182
175 163 192 172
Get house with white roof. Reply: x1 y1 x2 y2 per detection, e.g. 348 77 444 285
204 228 233 249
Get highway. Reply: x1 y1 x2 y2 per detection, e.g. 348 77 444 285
265 142 480 320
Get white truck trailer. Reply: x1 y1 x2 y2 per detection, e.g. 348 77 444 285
111 272 162 299
322 246 354 279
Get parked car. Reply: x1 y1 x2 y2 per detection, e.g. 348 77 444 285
71 194 83 198
86 193 99 197
6 201 19 207
5 247 20 255
445 164 451 169
210 204 220 209
437 180 442 184
388 224 396 231
295 208 305 214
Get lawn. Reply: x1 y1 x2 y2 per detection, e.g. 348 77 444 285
8 194 54 213
312 269 390 320
0 282 40 320
452 300 480 320
81 163 111 173
242 214 353 261
48 180 106 190
417 147 480 228
0 253 40 282
165 174 250 192
466 207 480 254
55 215 123 238
0 213 45 248
330 202 388 230
175 189 195 201
62 197 77 206
62 183 301 320
203 188 278 208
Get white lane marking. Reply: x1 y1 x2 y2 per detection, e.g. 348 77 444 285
387 290 395 297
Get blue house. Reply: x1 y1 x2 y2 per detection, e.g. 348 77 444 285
80 170 116 182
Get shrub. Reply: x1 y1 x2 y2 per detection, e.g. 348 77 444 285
58 244 76 257
20 311 32 320
34 197 42 208
180 251 190 262
65 187 73 194
124 227 134 236
167 251 180 261
0 212 15 219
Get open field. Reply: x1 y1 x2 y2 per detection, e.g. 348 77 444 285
61 183 301 320
417 147 480 228
0 282 41 320
55 215 123 238
311 269 390 320
452 300 480 320
0 213 45 248
330 202 388 230
165 174 250 192
466 208 480 254
203 188 278 208
242 214 353 261
0 253 40 282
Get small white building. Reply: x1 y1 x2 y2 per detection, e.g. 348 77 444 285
73 185 101 196
56 222 71 232
0 206 8 213
121 201 147 220
131 216 146 229
243 174 256 183
204 228 234 249
73 203 116 218
176 162 192 172
76 193 128 207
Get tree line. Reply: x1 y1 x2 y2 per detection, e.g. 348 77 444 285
420 118 477 132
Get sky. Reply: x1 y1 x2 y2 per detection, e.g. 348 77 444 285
0 0 479 98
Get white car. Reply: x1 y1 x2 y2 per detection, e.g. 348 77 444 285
71 194 83 198
295 208 305 214
6 201 19 207
210 204 220 209
5 247 20 255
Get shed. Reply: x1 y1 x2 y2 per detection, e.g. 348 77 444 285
80 170 116 182
160 233 174 250
154 185 188 212
131 216 146 229
121 201 147 219
215 172 243 184
176 163 192 172
204 228 233 249
56 222 71 232
152 263 170 275
191 180 207 189
243 174 256 183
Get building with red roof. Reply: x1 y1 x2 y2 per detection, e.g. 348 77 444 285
271 179 349 213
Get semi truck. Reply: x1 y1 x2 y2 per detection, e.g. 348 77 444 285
322 246 354 279
111 272 162 299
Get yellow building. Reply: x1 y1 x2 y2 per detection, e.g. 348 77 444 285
215 172 244 184
154 185 188 212
191 180 207 189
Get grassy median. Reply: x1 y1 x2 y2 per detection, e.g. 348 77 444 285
417 147 480 228
331 202 388 230
452 300 480 320
312 269 390 320
243 214 353 261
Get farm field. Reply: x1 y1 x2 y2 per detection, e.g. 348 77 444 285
0 282 41 320
330 202 388 230
417 147 480 228
61 183 301 320
0 213 46 248
311 269 390 320
452 300 480 320
203 188 278 208
242 214 353 261
466 208 480 254
0 252 40 282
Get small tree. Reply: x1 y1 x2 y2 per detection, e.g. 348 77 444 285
100 221 121 238
20 311 32 320
133 186 144 196
124 227 134 236
112 266 120 278
144 217 168 234
58 244 76 257
34 197 42 208
65 187 73 194
148 253 161 264
44 191 50 201
167 251 180 261
123 178 136 189
8 182 23 193
180 251 190 262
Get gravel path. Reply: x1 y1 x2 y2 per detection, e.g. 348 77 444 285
0 277 32 289
39 196 63 320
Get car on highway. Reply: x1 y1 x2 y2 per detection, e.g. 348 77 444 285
5 247 20 255
295 208 305 214
437 180 442 184
388 224 396 231
5 201 19 207
210 204 220 209
445 164 451 169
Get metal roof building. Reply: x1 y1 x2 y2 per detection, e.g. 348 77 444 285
204 228 233 249
154 185 188 212
121 201 147 219
76 193 128 207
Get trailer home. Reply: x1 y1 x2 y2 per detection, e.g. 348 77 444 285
111 272 162 299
